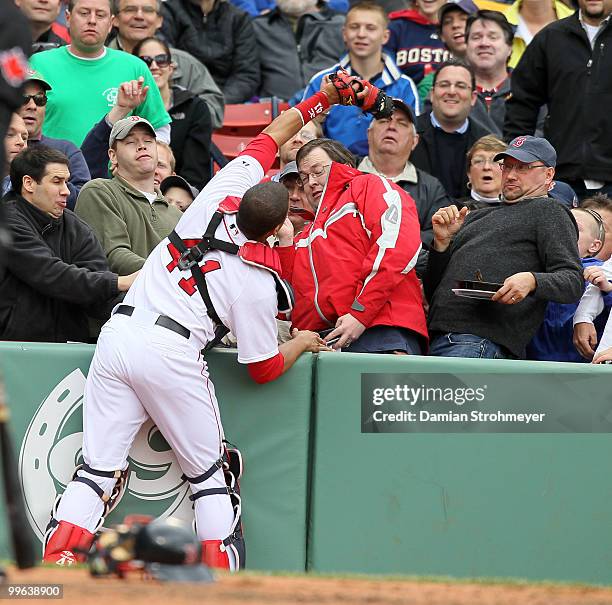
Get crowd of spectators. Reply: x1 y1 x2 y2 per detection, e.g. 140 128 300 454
4 0 612 365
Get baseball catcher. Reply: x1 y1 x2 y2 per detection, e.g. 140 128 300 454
42 72 391 570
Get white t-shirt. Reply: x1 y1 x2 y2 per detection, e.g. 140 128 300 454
138 190 158 205
125 154 280 364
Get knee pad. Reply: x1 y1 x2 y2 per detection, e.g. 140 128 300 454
45 463 129 559
184 443 245 570
72 463 129 522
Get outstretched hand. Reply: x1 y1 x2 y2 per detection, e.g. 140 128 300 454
108 77 150 124
431 205 468 252
324 313 366 350
117 76 149 111
291 328 331 353
321 70 370 106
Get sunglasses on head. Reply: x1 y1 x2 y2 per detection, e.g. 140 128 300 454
139 53 171 68
22 92 47 107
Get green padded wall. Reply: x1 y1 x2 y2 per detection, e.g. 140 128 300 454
0 343 313 571
309 353 612 584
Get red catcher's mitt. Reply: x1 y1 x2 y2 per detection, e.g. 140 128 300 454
329 70 394 119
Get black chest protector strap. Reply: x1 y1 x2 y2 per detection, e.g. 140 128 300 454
168 211 239 352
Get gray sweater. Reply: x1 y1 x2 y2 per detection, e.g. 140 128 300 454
424 197 583 357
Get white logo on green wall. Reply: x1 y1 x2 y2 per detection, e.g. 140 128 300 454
19 369 193 542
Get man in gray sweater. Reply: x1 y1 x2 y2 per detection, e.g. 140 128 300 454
424 135 583 359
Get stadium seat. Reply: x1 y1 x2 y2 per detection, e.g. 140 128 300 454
212 99 288 171
210 134 281 174
217 99 290 137
212 133 253 160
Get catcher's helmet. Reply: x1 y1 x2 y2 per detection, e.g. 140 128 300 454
134 518 201 566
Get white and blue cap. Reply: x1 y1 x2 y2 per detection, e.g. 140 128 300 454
494 136 557 168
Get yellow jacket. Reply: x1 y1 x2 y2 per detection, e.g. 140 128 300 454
504 0 575 68
475 0 511 10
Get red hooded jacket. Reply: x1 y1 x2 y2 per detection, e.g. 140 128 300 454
277 163 428 340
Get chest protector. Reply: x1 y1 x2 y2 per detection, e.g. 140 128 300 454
167 196 293 351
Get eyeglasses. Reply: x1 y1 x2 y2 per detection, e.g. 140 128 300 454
499 162 547 174
583 208 606 249
434 80 472 92
31 41 60 54
470 157 500 168
139 53 171 68
119 4 157 14
298 164 331 186
22 92 47 107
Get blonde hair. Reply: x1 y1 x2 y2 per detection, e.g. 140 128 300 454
156 140 176 171
466 134 506 165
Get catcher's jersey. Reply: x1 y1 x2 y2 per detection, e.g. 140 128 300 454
124 154 279 364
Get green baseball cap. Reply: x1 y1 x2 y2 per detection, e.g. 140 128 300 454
25 68 52 91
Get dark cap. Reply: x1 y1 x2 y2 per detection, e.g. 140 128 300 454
439 0 478 22
278 161 299 181
494 136 557 168
374 98 415 123
160 175 199 200
549 180 578 208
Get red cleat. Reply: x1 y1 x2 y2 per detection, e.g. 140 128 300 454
43 521 95 565
201 539 230 569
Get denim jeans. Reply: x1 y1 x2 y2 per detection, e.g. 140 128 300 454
429 333 513 359
319 326 423 354
346 326 423 354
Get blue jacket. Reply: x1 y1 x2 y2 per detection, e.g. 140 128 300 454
384 9 450 84
301 53 419 156
527 257 612 362
80 117 113 181
230 0 347 17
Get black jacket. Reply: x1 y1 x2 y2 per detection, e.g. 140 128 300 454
0 194 120 342
411 112 492 200
170 86 212 190
504 12 612 182
161 0 260 103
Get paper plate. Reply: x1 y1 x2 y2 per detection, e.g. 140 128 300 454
452 288 496 300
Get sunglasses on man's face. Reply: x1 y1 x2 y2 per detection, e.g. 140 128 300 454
139 53 171 68
22 92 48 107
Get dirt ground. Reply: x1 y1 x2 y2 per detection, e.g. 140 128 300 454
4 566 612 605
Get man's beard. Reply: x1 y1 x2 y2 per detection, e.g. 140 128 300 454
276 0 317 16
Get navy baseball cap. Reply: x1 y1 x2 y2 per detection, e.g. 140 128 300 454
549 180 578 208
439 0 479 22
494 136 557 168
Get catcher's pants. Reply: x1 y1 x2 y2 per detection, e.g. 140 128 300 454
55 309 234 543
